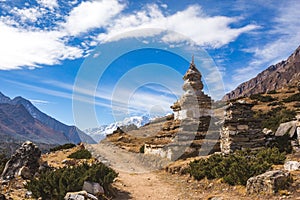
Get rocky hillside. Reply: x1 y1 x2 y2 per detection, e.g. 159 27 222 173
0 92 96 146
223 45 300 100
0 103 69 144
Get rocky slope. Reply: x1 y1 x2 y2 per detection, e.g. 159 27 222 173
223 45 300 100
0 92 96 146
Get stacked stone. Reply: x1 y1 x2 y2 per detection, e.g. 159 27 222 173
169 58 219 158
145 58 220 160
171 58 212 120
220 102 265 154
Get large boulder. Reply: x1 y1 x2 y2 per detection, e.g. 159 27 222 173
1 141 41 180
246 170 290 194
275 121 297 137
82 181 104 196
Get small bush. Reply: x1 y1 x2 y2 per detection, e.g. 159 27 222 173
294 102 300 108
50 143 76 152
267 101 283 107
139 145 145 153
25 163 118 200
189 148 285 186
267 90 278 94
68 149 92 159
283 93 300 103
250 94 277 102
267 133 292 153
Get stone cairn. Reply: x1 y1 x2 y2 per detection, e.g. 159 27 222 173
220 102 265 154
145 57 220 160
1 141 41 180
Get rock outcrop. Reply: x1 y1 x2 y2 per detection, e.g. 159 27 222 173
223 45 300 100
1 141 41 180
220 102 264 154
246 170 290 194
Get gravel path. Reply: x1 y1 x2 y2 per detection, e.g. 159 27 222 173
86 142 182 200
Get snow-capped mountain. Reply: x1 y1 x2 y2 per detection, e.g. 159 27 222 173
85 115 154 142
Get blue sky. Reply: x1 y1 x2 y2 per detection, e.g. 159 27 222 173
0 0 299 129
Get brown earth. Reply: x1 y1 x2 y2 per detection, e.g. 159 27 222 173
86 142 300 200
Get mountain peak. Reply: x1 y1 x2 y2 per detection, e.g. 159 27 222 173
0 92 11 104
223 45 300 100
0 91 96 144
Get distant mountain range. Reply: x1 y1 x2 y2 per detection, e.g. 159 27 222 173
223 45 300 100
0 92 96 146
85 115 152 142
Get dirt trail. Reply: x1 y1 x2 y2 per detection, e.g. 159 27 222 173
86 142 181 200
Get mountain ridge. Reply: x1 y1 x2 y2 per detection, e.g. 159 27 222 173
0 92 96 145
223 45 300 100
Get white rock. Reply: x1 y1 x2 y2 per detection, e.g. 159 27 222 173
284 161 300 171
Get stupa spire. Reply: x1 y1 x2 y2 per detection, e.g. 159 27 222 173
191 55 194 65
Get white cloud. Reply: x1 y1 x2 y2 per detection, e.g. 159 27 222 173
37 0 58 10
98 5 258 48
0 22 83 70
29 99 51 105
0 1 258 70
63 0 125 36
231 1 300 86
11 7 43 22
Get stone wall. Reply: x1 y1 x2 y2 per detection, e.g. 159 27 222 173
220 102 265 154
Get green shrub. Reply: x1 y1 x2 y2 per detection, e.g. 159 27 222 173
50 143 76 152
283 93 300 102
189 148 285 186
25 162 118 200
267 101 283 107
68 149 92 159
267 90 278 94
294 102 300 108
139 145 145 153
250 94 277 102
0 153 8 174
254 107 296 131
267 133 292 153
